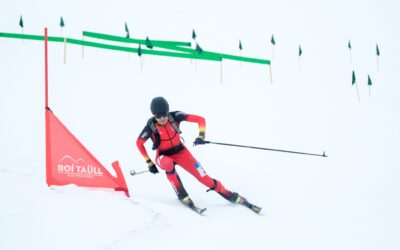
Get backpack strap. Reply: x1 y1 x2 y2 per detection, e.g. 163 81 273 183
148 119 158 134
147 118 161 150
168 113 182 134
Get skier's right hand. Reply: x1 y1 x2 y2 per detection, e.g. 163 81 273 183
147 159 159 174
193 136 206 146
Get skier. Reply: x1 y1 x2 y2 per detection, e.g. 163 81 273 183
136 96 261 213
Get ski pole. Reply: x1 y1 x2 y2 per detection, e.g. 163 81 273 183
130 169 149 176
203 140 327 158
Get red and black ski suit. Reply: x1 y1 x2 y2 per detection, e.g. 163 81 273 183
136 111 232 200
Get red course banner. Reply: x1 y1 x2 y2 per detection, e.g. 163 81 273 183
45 110 129 197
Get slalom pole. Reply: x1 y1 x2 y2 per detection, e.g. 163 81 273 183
45 28 49 109
268 64 273 83
220 59 223 84
369 85 371 98
271 45 274 60
203 140 327 158
45 27 51 185
376 44 380 71
240 50 242 69
355 82 360 102
298 56 301 72
63 37 67 64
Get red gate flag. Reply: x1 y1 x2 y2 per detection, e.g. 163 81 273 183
45 109 130 197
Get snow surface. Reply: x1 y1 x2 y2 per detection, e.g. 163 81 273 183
1 0 400 249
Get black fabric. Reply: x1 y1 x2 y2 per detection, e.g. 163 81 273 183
175 175 189 200
218 191 238 203
194 137 206 146
166 167 176 175
150 97 169 115
148 164 159 174
152 133 161 150
170 111 187 122
159 144 184 156
142 117 160 150
206 179 218 192
138 122 153 141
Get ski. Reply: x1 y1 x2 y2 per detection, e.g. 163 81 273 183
242 201 262 214
189 204 207 215
237 196 262 214
180 196 207 215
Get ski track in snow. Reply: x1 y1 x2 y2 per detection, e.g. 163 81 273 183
99 205 164 250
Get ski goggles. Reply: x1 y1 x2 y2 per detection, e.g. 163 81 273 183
155 113 168 118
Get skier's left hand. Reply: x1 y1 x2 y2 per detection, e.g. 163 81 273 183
147 159 159 174
193 136 206 146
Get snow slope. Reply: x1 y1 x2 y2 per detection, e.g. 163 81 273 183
1 0 400 250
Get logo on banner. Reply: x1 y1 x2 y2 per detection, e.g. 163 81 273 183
57 155 103 178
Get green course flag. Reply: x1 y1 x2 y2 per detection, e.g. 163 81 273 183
299 45 302 56
192 29 196 40
368 74 373 97
137 44 142 57
19 16 24 28
60 17 65 28
125 22 129 33
146 36 153 49
195 43 203 54
352 71 360 101
270 35 276 60
348 40 353 65
376 44 380 71
239 40 242 50
125 23 130 38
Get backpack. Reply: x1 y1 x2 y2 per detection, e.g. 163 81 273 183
147 113 182 150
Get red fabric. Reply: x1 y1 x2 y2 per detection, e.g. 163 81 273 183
154 121 182 152
136 137 150 161
183 114 206 132
136 114 205 160
46 110 129 197
156 147 229 195
136 113 230 197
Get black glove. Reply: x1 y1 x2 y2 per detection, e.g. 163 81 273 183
147 160 159 174
193 136 206 146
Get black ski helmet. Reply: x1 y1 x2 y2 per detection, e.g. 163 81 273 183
150 97 169 115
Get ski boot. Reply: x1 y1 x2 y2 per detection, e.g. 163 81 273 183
180 196 207 215
180 196 194 207
220 192 262 214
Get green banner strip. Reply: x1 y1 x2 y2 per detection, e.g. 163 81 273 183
0 32 64 42
204 51 270 64
155 44 270 65
83 31 270 65
1 31 269 64
0 32 220 61
83 31 191 47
